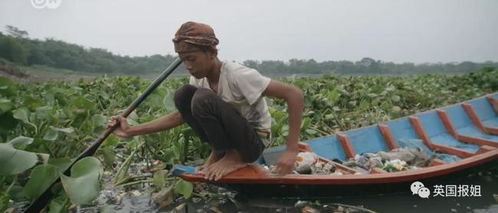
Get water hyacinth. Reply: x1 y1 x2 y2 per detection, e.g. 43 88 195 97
0 67 496 211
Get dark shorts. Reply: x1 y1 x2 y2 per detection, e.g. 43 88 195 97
174 84 266 162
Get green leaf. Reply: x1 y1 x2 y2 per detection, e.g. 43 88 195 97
43 128 59 141
101 134 119 148
0 98 13 114
0 142 49 175
48 195 69 213
148 91 165 108
48 157 72 171
305 129 317 135
50 126 74 134
12 108 30 123
0 77 17 97
162 149 177 164
71 96 96 111
100 147 116 168
113 142 143 184
128 110 139 121
325 114 334 120
8 136 34 148
392 106 402 112
126 111 139 126
92 114 107 128
24 164 60 200
60 157 103 205
24 96 43 109
0 192 9 213
7 185 24 201
367 93 378 98
300 117 310 129
35 106 52 119
153 170 166 189
326 89 340 104
391 95 401 102
43 126 74 141
175 179 193 199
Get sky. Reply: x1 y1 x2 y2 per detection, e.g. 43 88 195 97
0 0 497 63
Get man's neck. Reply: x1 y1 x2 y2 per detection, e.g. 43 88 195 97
206 58 222 84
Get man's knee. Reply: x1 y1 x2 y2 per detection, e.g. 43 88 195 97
174 84 197 109
191 88 217 116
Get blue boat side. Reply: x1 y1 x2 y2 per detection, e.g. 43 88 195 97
443 104 498 142
307 135 347 161
345 125 389 155
416 110 479 152
386 118 419 144
468 96 498 127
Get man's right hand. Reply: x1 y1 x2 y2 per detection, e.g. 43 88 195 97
106 115 133 138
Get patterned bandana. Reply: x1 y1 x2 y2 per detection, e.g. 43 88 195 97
173 21 219 53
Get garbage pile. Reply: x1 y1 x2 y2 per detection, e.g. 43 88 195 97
264 152 339 175
266 147 433 175
343 147 432 173
293 152 336 174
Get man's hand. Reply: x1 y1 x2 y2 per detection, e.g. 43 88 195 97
106 115 133 138
263 80 303 175
275 148 298 175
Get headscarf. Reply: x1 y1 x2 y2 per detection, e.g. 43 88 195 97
172 21 219 53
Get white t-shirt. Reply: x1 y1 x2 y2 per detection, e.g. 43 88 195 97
189 61 272 132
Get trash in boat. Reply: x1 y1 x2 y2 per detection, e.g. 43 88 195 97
295 152 319 168
343 147 431 172
383 159 408 172
263 152 337 175
265 147 434 175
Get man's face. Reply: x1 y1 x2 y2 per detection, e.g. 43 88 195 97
179 50 214 79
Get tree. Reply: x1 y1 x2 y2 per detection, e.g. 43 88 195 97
0 25 497 76
0 33 28 64
5 25 29 39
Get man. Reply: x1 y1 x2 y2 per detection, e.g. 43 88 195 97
107 21 304 181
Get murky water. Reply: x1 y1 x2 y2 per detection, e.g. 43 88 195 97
77 165 497 213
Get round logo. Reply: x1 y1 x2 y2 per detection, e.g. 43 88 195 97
31 0 47 9
31 0 62 9
410 181 424 195
417 187 431 198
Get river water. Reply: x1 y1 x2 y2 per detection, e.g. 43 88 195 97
81 164 497 213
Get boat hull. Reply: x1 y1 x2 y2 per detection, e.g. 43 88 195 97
172 92 498 196
221 159 497 197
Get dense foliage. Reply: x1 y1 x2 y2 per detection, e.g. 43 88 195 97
1 67 497 211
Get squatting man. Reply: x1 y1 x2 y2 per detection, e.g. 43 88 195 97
107 21 304 181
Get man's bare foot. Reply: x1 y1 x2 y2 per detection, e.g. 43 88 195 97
205 149 248 181
196 151 222 174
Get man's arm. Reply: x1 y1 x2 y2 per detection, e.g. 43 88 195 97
262 79 304 175
108 110 184 138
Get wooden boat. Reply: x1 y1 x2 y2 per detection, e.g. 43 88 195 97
172 93 498 197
